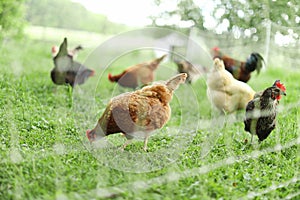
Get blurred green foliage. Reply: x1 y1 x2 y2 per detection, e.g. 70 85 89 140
25 0 130 35
153 0 300 41
0 0 25 40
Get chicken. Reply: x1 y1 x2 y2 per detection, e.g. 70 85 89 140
174 60 207 83
212 47 264 82
51 44 83 58
86 73 187 151
51 38 94 87
244 81 286 143
206 58 256 114
108 54 167 89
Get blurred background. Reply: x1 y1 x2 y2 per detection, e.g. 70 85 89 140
1 0 300 69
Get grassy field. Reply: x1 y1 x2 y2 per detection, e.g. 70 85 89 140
0 35 300 200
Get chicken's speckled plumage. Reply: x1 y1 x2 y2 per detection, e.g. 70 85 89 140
244 85 286 142
87 73 187 151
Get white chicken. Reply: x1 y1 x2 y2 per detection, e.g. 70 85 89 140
206 58 256 113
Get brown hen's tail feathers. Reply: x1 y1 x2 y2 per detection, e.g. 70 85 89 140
155 54 167 63
149 54 167 70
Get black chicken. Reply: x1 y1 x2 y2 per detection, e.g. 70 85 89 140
51 38 94 87
244 81 286 143
51 44 83 58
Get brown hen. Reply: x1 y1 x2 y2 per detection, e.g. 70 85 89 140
108 54 167 89
87 73 187 151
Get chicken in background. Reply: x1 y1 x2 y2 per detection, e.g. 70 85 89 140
108 54 167 89
174 60 207 83
51 44 83 59
51 38 94 87
86 73 187 151
244 81 286 143
212 46 264 83
206 58 256 114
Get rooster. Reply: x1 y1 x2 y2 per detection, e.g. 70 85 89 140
174 60 207 83
212 47 264 82
51 44 83 58
51 38 94 87
108 54 167 89
244 81 286 143
206 58 256 114
86 73 187 151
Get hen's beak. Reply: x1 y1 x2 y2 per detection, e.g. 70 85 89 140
281 91 286 96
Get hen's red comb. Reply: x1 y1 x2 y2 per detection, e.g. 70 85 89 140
212 46 220 51
52 46 58 53
275 81 286 92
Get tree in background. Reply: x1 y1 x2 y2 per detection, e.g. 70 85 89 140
0 0 25 40
152 0 300 42
25 0 129 35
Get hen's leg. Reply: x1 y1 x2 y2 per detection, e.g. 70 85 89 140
143 136 149 152
67 85 73 108
121 139 133 151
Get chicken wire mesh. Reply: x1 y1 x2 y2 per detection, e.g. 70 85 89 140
72 27 211 172
70 23 299 177
2 2 300 199
188 20 300 70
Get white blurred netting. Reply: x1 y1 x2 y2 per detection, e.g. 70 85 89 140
183 20 300 70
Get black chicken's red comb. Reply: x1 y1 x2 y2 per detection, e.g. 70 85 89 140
275 80 286 92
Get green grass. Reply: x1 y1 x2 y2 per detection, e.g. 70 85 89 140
0 37 300 200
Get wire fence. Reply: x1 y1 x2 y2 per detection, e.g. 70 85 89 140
187 21 300 70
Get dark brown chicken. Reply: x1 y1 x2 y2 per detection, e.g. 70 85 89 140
108 54 167 88
86 73 187 151
212 47 264 82
244 81 286 143
51 38 94 87
174 60 207 83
